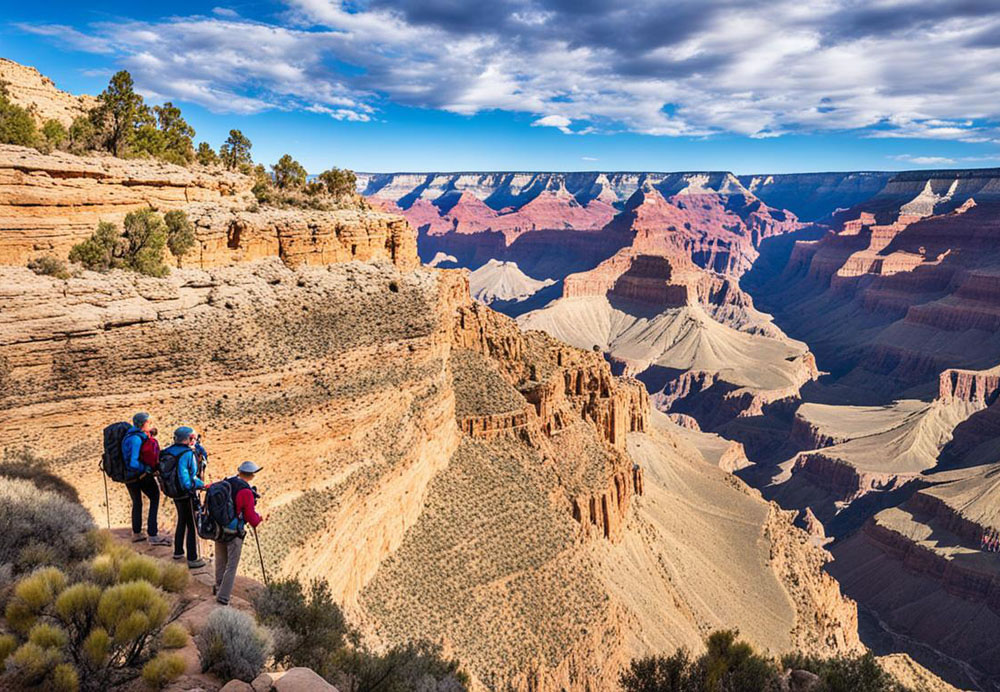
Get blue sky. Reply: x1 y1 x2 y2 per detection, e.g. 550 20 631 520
4 0 1000 174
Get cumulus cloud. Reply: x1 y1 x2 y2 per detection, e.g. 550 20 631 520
891 154 957 165
19 0 1000 140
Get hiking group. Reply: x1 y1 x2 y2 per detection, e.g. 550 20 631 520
102 412 265 606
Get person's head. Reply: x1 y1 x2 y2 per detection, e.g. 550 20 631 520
237 460 263 481
132 412 152 432
173 426 196 447
150 427 158 438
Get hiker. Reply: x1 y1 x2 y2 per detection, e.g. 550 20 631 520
213 461 264 606
122 412 170 545
160 426 207 569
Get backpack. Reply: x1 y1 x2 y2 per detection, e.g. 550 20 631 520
156 448 187 499
101 422 136 483
197 478 246 542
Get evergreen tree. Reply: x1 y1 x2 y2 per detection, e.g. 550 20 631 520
271 154 307 189
91 71 146 156
219 129 252 170
196 141 218 166
318 167 357 199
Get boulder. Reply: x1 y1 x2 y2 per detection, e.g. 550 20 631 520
220 681 254 692
273 668 338 692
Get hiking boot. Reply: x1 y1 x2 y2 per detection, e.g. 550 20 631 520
149 535 171 546
215 597 229 606
132 532 147 543
187 559 207 569
172 553 185 561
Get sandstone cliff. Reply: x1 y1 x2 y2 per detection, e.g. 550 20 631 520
0 144 415 270
0 58 97 127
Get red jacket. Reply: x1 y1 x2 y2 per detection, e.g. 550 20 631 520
140 436 160 472
235 487 263 528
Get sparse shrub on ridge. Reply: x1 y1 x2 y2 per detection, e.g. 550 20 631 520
28 255 71 279
196 607 272 682
620 630 912 692
164 209 196 265
69 209 170 276
0 477 93 576
196 141 218 166
252 577 468 690
141 651 186 689
271 153 307 189
0 79 38 147
220 129 252 171
42 119 68 151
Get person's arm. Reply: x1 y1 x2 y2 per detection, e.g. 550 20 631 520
125 433 151 474
178 452 204 490
235 488 262 527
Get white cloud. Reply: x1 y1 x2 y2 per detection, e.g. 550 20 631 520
891 155 957 165
581 156 599 161
20 0 1000 141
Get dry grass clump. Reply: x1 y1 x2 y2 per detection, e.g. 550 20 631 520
450 349 526 418
360 438 609 684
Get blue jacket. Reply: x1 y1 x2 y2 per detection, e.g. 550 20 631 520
122 427 152 478
163 444 204 492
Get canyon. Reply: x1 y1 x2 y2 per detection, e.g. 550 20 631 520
0 58 990 690
367 165 1000 690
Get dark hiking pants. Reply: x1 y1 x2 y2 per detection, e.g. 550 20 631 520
126 474 160 536
173 496 199 561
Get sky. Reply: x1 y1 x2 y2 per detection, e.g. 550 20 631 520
4 0 1000 174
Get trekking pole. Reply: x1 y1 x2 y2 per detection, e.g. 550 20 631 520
189 498 202 562
252 526 268 586
102 471 111 530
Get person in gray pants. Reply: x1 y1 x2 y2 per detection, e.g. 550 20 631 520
213 461 264 605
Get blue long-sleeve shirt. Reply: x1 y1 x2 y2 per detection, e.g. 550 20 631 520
163 444 204 492
122 427 152 478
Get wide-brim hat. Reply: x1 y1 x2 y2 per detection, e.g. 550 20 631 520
238 461 263 474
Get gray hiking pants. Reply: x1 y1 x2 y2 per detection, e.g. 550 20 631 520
214 536 243 604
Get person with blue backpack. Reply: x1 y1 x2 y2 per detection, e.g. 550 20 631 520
121 412 171 546
158 426 207 569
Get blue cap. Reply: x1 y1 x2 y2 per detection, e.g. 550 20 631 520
174 426 195 444
133 412 150 428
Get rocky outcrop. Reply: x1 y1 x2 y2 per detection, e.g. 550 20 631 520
0 58 97 127
0 144 416 270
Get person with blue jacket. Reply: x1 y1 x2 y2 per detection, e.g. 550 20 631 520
122 412 170 545
163 426 206 568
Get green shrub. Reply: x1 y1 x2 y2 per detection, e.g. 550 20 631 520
318 167 357 199
5 567 68 633
253 578 352 678
69 210 169 276
4 641 64 688
164 209 196 265
780 651 908 692
0 477 94 575
141 651 185 689
51 663 79 692
196 607 272 682
68 221 120 272
0 81 38 147
68 115 96 154
97 580 170 644
196 141 218 166
271 154 307 189
0 633 18 663
27 255 70 279
132 102 194 165
28 623 69 649
160 623 189 650
118 555 161 585
42 119 68 151
157 562 189 594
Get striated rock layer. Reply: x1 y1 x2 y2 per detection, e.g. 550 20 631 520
0 144 415 270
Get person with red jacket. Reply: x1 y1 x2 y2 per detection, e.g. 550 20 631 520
213 461 264 605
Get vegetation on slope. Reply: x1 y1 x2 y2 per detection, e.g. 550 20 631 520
621 630 913 692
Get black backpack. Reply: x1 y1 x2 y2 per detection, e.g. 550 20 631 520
197 478 246 542
101 422 135 483
157 448 188 499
